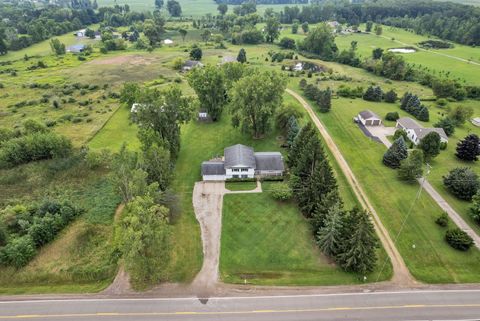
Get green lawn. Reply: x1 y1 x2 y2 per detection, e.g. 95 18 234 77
225 181 257 191
220 192 391 285
297 89 480 283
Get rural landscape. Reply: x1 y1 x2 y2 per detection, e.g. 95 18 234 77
1 0 480 319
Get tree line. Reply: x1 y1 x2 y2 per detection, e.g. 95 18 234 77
279 0 480 46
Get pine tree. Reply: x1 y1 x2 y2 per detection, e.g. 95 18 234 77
417 105 429 121
406 95 421 116
384 89 397 103
317 88 332 113
400 92 412 110
338 208 378 274
398 150 424 182
287 123 316 169
286 116 299 147
456 134 480 161
434 117 455 137
237 48 247 63
383 137 408 168
316 202 345 257
373 86 383 101
470 191 480 224
311 190 342 232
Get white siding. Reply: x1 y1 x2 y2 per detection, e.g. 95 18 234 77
225 167 255 179
203 175 226 181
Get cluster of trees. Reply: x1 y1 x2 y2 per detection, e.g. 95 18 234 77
0 199 83 268
299 80 332 113
216 0 307 4
0 1 153 54
279 0 480 46
434 105 473 137
400 93 429 122
362 86 397 103
288 123 378 274
0 120 72 169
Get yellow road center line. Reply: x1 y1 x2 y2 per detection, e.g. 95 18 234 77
0 303 479 319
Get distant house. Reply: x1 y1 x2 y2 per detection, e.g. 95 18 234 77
198 109 209 121
182 60 204 72
357 110 382 126
201 144 284 181
293 62 303 71
164 39 173 45
66 44 85 53
396 117 448 145
471 117 480 127
327 21 340 28
74 29 86 37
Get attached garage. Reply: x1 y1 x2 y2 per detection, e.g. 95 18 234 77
201 161 226 181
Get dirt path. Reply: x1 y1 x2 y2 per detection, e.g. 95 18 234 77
191 182 226 297
286 89 416 287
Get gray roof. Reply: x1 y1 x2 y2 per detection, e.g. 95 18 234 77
397 117 421 129
413 127 448 141
222 56 237 63
359 110 381 120
183 60 203 68
224 144 256 168
254 152 284 171
201 161 226 175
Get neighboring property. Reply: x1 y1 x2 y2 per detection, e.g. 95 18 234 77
74 29 86 37
471 117 480 127
357 110 382 126
198 109 209 121
396 117 448 145
201 144 284 181
164 39 173 45
182 60 204 72
66 44 85 53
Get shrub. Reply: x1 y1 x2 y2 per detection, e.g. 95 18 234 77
435 212 449 227
0 236 36 268
384 89 398 103
385 112 399 121
434 118 455 137
445 228 474 251
0 132 72 168
443 167 479 201
269 183 293 201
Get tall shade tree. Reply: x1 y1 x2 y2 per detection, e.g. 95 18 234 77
338 208 378 274
221 61 246 90
456 134 480 161
121 195 171 285
418 131 441 161
299 23 338 61
120 83 141 108
178 28 187 41
135 86 193 160
217 3 228 15
443 167 480 201
383 137 408 168
50 38 65 55
187 65 227 121
167 0 182 16
143 19 164 46
398 150 424 183
229 70 287 138
0 38 7 55
264 16 280 43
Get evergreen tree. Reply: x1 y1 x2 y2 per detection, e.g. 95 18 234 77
286 116 299 147
338 208 378 274
456 134 480 161
400 92 412 110
316 202 345 257
384 89 397 103
418 131 441 161
0 38 7 56
311 190 342 232
288 123 316 169
317 88 332 113
470 191 480 224
237 48 247 63
372 48 383 60
417 105 429 121
383 137 408 168
443 167 479 201
434 117 455 137
406 94 421 115
363 86 382 101
398 150 424 182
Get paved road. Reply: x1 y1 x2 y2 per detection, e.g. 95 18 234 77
365 124 480 248
1 290 480 320
286 89 414 286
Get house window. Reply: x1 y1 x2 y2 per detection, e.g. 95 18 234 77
241 168 248 172
241 175 248 178
232 168 239 172
233 175 239 178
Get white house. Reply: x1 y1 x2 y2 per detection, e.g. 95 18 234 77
396 117 448 145
164 39 173 45
201 144 285 181
471 117 480 127
198 109 209 121
357 110 382 126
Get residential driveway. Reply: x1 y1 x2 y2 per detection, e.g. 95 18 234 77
366 125 396 148
191 181 263 297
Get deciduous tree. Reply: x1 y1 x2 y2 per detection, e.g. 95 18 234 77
418 131 441 161
398 150 424 182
